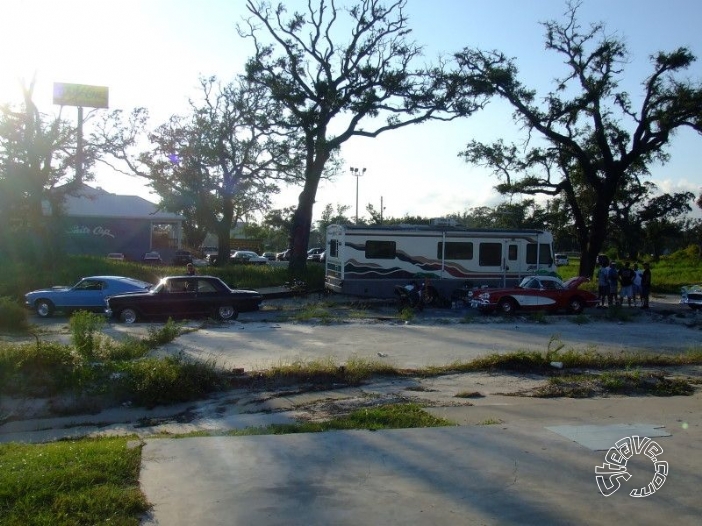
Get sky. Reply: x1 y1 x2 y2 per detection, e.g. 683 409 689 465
1 0 701 223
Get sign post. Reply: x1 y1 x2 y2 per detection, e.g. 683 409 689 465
53 82 109 181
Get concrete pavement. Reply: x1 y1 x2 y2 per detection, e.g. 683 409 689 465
139 392 702 525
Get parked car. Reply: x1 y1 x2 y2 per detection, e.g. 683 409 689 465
107 252 125 261
276 249 291 261
306 247 323 261
308 250 325 263
554 253 569 266
142 251 163 265
172 250 193 266
105 275 263 323
230 250 268 265
262 252 276 261
469 275 598 314
25 276 153 318
680 284 702 310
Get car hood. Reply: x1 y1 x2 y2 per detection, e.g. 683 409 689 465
26 286 71 296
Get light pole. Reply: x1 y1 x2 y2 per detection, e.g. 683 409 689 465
350 167 366 224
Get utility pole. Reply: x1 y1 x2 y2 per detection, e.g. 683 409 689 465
350 167 366 224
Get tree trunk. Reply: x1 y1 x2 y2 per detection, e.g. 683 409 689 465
288 151 327 276
288 176 320 276
215 199 234 267
578 201 611 278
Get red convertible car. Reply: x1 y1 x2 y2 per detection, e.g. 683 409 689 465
469 275 598 314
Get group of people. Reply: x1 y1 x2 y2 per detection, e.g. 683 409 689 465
597 260 651 309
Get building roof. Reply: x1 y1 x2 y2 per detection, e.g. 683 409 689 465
53 184 183 220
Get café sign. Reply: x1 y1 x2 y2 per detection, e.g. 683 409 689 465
53 82 109 109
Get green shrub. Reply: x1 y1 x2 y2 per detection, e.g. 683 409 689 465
116 354 224 407
145 318 183 347
0 296 29 333
69 310 106 360
0 341 83 397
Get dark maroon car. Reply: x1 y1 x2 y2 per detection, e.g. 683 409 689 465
106 275 262 323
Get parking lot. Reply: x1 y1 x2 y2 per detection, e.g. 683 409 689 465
20 293 700 373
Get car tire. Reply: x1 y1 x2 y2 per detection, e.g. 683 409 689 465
35 299 55 318
497 298 517 314
216 305 239 321
119 308 138 324
568 297 585 314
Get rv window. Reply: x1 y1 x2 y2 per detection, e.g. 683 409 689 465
438 242 473 260
526 243 554 265
479 243 502 266
365 240 396 259
508 244 518 261
329 239 339 258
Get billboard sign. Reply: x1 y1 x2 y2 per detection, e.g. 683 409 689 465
53 82 109 108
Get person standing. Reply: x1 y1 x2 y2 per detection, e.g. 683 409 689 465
641 262 652 309
618 262 635 306
597 261 609 307
186 263 196 276
632 263 642 305
607 261 619 306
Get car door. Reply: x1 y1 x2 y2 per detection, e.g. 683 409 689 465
193 278 222 316
536 279 562 309
160 278 198 318
68 279 106 310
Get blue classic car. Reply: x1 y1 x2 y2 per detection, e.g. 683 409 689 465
25 276 153 318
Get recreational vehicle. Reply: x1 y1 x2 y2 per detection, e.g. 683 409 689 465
324 224 556 301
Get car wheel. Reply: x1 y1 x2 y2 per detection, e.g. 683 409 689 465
35 299 55 318
217 305 239 321
119 308 138 324
497 298 517 314
568 297 585 314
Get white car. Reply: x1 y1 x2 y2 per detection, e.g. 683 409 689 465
230 250 268 265
555 254 569 266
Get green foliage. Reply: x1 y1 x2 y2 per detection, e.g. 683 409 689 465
0 296 29 333
69 310 106 360
145 318 183 346
0 342 83 397
240 403 453 435
1 255 325 301
115 354 225 407
0 437 149 525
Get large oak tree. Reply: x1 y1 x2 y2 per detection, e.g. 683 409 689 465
240 0 481 274
453 3 702 276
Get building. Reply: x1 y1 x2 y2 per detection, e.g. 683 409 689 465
49 184 184 262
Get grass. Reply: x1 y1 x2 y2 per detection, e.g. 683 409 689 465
1 255 325 305
532 370 695 398
0 437 149 526
229 403 454 435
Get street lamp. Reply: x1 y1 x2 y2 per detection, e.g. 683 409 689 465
350 167 366 224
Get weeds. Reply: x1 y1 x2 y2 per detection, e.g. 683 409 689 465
528 311 549 324
69 310 106 360
230 403 453 435
398 307 415 322
477 418 503 425
0 296 29 333
532 370 695 398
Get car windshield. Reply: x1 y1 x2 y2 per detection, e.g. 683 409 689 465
519 277 564 290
